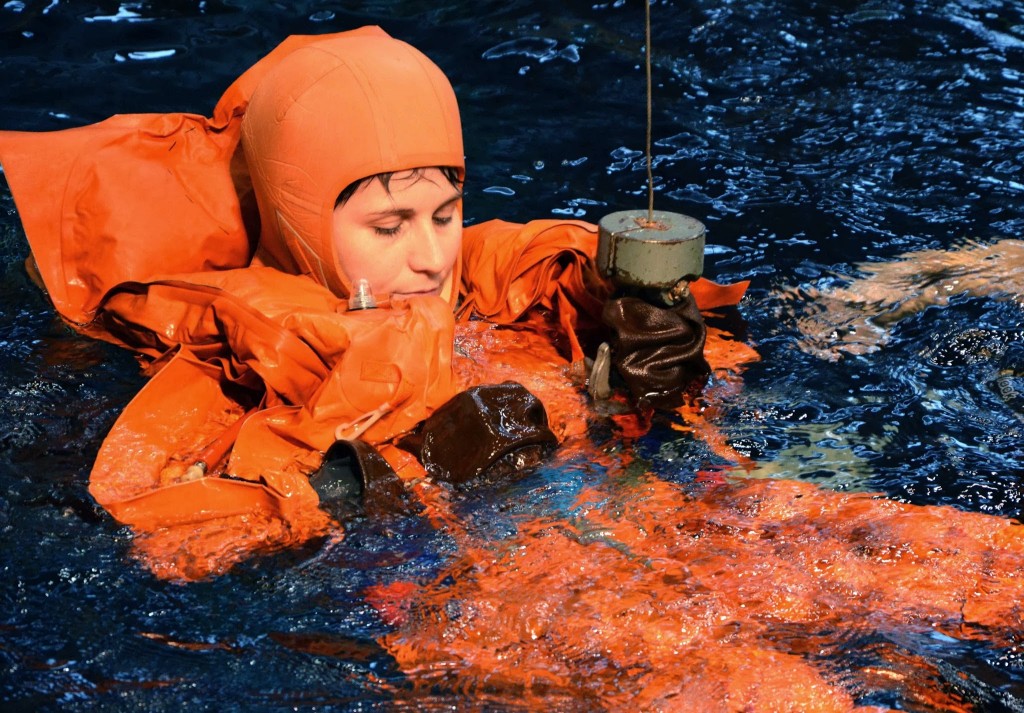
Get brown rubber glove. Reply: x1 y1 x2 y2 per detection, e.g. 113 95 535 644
601 292 710 408
399 382 557 486
311 439 417 517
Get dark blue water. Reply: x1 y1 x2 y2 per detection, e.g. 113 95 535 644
2 1 1023 709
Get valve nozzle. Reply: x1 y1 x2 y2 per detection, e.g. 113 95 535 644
348 279 378 311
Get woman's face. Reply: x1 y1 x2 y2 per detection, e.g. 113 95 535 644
331 168 463 302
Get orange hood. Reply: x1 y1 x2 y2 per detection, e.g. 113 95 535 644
240 27 465 299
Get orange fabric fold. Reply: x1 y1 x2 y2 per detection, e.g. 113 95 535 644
460 219 747 319
459 219 748 362
690 275 750 311
459 219 608 363
86 271 458 579
0 114 250 325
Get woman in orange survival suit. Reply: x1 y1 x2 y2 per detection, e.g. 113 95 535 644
0 27 748 580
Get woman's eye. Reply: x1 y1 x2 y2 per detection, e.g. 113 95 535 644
373 225 402 237
433 215 454 227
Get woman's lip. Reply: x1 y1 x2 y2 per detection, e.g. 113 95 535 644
392 287 442 299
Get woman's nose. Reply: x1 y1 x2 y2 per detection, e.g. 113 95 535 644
407 222 447 274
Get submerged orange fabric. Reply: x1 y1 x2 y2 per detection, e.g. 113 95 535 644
367 474 1024 710
0 28 748 579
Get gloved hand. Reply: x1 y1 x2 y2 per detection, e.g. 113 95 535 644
399 382 557 486
311 439 417 518
601 291 710 409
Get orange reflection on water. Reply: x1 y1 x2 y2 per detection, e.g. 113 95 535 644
368 473 1024 711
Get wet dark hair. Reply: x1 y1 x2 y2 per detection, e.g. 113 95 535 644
335 166 463 206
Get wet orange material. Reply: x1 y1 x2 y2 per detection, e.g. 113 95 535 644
367 474 1024 711
93 260 745 579
0 28 749 580
459 218 743 363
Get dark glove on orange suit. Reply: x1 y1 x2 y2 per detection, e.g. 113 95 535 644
601 291 710 409
400 382 558 486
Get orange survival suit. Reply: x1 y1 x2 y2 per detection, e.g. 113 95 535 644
0 27 747 580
